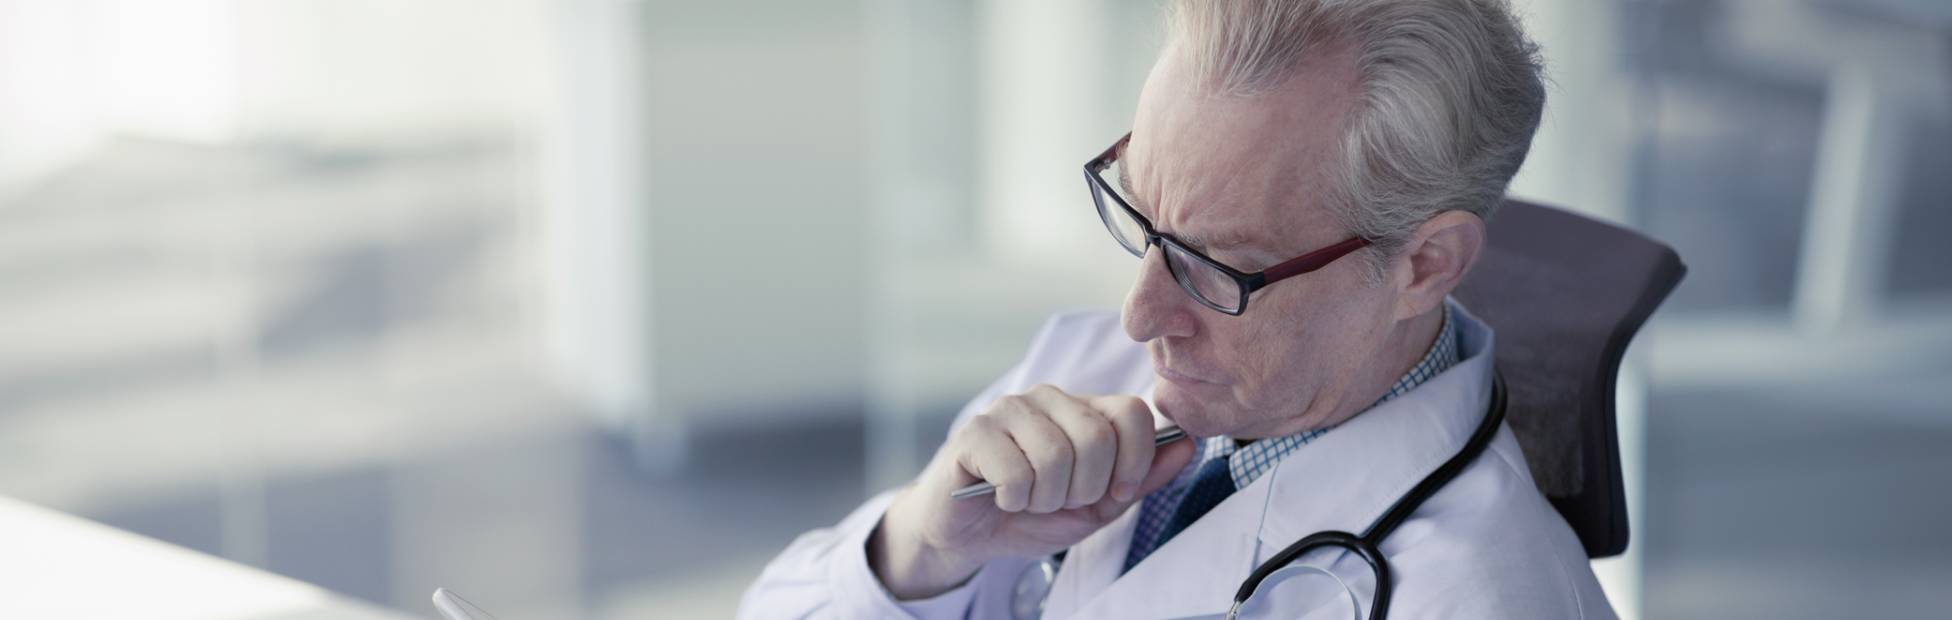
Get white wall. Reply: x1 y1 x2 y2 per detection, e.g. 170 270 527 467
637 0 870 431
539 0 653 433
231 0 548 143
0 0 549 202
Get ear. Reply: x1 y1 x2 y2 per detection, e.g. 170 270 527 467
1389 210 1486 321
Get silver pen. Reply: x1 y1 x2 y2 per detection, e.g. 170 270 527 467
949 426 1188 499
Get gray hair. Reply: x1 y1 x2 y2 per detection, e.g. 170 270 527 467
1166 0 1546 280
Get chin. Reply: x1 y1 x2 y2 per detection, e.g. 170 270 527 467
1151 381 1235 438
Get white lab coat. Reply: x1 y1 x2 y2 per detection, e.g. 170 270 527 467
739 302 1617 619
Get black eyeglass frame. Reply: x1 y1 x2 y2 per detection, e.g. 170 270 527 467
1084 132 1371 316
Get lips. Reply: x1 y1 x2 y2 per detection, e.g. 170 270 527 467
1155 361 1225 385
1156 365 1211 385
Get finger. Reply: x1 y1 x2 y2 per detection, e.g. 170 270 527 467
999 406 1076 514
1040 394 1117 509
1091 395 1156 502
1081 433 1195 522
954 413 1035 512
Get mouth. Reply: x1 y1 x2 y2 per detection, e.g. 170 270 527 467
1155 362 1224 386
1149 344 1230 386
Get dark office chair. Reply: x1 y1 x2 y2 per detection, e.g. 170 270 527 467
1452 199 1686 558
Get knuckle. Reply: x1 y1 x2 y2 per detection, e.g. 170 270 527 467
992 394 1029 413
961 413 1001 437
995 465 1031 487
1069 433 1115 468
1028 440 1074 472
1075 416 1115 447
1108 396 1149 419
1027 452 1067 475
981 454 1030 486
983 406 1030 429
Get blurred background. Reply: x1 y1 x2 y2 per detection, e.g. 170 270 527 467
0 0 1948 618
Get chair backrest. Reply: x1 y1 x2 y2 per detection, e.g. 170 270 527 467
1452 199 1686 558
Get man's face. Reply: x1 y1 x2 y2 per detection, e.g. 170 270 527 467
1121 43 1402 439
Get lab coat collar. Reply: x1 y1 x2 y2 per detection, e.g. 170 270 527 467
1059 301 1497 619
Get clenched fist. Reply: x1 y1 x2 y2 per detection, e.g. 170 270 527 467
867 384 1196 599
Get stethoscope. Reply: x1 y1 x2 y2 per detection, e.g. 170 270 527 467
1011 374 1508 620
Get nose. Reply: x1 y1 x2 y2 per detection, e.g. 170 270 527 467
1122 246 1199 343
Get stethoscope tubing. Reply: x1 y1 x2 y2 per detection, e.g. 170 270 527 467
1228 373 1509 620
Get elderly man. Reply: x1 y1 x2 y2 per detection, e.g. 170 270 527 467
741 0 1614 617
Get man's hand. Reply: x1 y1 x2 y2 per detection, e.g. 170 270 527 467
867 384 1196 600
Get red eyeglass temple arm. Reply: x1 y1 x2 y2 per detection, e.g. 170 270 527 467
1260 236 1370 283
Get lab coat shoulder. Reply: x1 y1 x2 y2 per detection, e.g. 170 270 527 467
1382 430 1618 620
1006 310 1149 395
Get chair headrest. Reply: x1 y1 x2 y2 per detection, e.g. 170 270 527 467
1452 199 1686 558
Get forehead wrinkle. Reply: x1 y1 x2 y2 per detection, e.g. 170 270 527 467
1128 46 1361 262
1151 146 1273 252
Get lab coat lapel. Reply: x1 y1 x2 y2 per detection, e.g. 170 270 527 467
1040 497 1138 618
1064 473 1274 619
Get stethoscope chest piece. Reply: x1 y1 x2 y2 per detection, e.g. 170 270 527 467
1011 556 1059 620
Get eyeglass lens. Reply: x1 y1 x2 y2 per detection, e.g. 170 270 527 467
1093 162 1243 313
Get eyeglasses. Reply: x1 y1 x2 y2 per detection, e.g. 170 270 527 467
1084 132 1370 315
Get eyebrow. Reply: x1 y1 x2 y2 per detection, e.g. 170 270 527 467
1114 155 1258 253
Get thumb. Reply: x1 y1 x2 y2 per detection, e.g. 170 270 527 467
1136 435 1196 498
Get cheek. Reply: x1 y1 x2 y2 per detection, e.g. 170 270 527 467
1231 289 1380 398
1219 310 1318 401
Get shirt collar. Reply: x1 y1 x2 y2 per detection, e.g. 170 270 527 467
1206 301 1463 490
